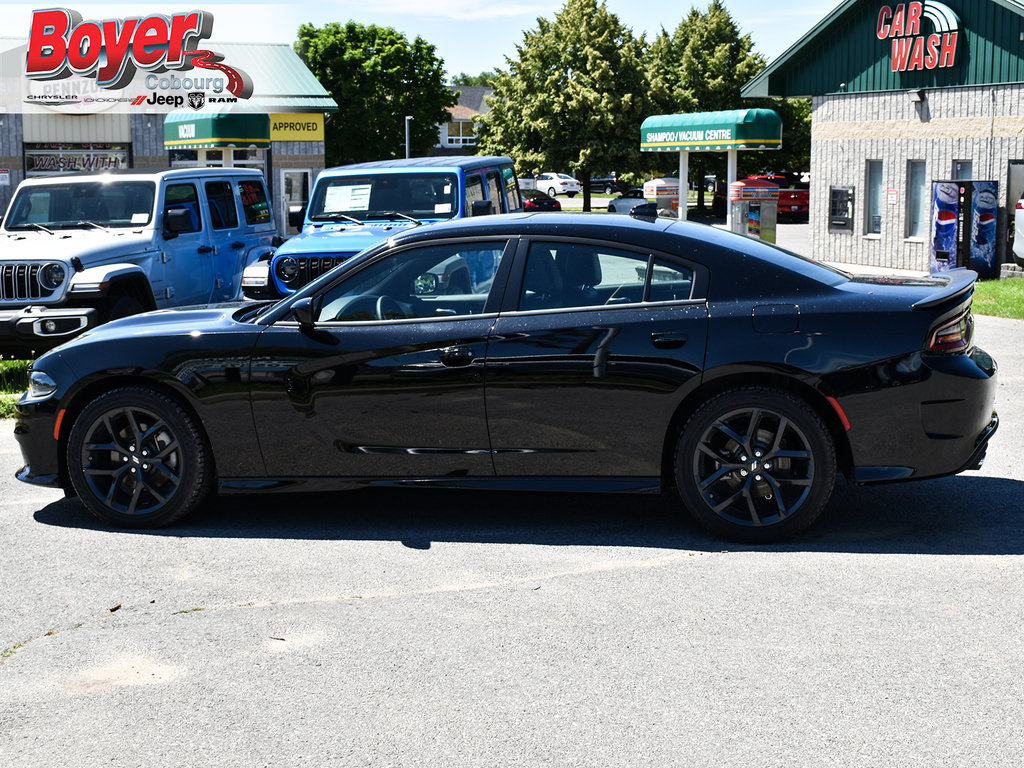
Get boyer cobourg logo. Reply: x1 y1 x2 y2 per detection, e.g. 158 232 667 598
24 8 253 106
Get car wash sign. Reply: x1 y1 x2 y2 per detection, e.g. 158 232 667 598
876 2 960 72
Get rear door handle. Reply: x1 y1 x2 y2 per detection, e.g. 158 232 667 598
232 241 245 249
197 245 214 254
651 332 688 349
440 346 475 367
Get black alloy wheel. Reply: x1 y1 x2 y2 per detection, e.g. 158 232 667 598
674 387 836 543
67 387 212 528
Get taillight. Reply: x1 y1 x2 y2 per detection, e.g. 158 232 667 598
1016 200 1024 210
926 309 974 353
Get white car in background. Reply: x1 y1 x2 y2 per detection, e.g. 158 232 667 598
524 172 580 198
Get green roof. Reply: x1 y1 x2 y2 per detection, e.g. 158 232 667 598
743 0 1024 98
640 109 782 153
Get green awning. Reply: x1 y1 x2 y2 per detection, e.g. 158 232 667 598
164 113 270 150
640 109 782 152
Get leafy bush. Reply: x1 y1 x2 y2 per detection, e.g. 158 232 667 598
0 359 29 394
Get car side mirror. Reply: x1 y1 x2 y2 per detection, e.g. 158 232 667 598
288 206 306 229
471 199 494 217
163 208 192 238
413 273 438 295
292 297 315 328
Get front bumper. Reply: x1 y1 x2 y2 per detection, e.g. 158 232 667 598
0 305 97 357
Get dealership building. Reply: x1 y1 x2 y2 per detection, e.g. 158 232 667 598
743 0 1024 274
0 39 336 235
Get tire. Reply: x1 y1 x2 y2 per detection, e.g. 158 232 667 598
673 387 836 543
567 192 577 198
547 187 558 198
604 185 613 195
66 387 212 528
99 295 144 323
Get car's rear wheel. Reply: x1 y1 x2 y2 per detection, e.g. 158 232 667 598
674 387 836 543
67 387 212 528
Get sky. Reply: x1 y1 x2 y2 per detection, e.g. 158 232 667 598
5 1 832 79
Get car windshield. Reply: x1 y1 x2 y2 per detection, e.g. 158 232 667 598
308 172 460 222
3 180 156 229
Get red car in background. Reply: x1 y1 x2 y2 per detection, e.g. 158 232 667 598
710 172 809 221
748 173 809 221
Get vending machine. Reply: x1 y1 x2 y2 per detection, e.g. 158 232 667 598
930 180 998 278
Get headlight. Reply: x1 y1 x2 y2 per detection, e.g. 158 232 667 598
39 262 67 291
27 370 58 399
275 257 299 283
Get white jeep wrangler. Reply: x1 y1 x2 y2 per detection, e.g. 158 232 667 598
0 168 277 357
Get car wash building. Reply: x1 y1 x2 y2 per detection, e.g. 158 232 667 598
743 0 1024 275
0 38 336 237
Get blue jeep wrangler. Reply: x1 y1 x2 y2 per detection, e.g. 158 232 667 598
242 156 522 299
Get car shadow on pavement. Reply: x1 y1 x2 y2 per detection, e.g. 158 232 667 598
32 474 1024 555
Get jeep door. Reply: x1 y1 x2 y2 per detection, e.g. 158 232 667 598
159 180 216 307
202 178 248 302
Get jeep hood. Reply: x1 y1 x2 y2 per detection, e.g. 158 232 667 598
0 229 158 263
279 222 425 256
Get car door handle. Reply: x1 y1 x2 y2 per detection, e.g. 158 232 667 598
197 245 214 254
232 241 245 249
651 332 688 349
440 346 475 367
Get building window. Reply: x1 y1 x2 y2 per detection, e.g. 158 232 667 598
446 120 477 146
906 161 926 238
829 186 854 233
865 160 883 234
953 160 973 180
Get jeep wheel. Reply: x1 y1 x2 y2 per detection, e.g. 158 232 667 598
67 387 212 528
100 295 144 323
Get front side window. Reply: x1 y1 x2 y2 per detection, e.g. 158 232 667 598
465 174 485 210
314 241 509 323
866 161 883 235
308 173 459 221
519 241 693 311
164 183 201 233
485 171 504 213
3 181 156 230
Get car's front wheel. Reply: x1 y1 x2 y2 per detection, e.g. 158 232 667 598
547 187 557 198
67 387 212 528
674 387 836 543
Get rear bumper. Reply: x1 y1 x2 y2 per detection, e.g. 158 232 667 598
840 346 998 483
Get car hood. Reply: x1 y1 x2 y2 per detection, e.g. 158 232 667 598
0 229 157 262
281 222 433 255
58 303 258 351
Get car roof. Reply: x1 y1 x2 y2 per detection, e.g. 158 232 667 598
16 168 263 186
321 156 514 175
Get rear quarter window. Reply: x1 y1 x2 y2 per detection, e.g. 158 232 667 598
238 179 271 225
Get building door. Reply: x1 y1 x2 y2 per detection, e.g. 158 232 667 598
1006 161 1024 259
279 168 311 234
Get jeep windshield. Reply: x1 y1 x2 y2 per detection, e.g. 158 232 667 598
3 180 156 230
307 173 459 223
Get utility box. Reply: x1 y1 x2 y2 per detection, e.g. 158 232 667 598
729 179 779 243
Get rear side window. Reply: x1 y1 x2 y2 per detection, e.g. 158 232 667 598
502 166 522 211
238 179 271 225
205 181 238 229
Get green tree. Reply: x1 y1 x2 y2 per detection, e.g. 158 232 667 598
475 0 648 211
451 70 498 87
295 21 456 165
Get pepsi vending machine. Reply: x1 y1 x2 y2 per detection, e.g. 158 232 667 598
930 180 998 278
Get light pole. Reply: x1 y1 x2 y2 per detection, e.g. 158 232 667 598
404 116 413 159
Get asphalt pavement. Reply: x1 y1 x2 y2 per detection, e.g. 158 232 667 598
1 314 1022 763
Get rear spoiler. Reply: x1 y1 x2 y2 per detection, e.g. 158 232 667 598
912 268 977 310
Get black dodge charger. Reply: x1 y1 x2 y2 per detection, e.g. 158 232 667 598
14 214 998 542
